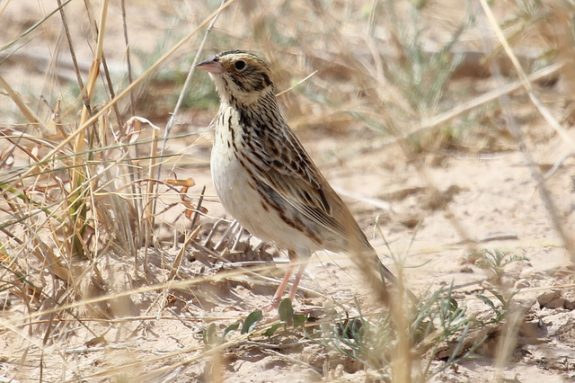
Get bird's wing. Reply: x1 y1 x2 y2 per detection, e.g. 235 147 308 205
240 119 408 297
242 122 364 244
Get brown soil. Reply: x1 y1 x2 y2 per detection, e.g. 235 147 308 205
1 1 574 382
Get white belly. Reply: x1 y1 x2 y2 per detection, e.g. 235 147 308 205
210 142 266 235
210 111 319 252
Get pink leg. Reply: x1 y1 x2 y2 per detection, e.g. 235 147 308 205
268 253 296 309
288 263 307 301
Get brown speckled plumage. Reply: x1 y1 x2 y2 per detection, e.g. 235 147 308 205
198 50 403 307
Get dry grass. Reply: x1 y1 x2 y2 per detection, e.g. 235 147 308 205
1 0 574 382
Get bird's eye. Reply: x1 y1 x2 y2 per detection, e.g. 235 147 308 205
234 60 247 71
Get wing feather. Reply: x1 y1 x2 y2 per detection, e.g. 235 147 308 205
241 121 353 241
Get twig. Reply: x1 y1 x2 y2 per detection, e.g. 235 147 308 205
262 348 323 377
56 0 84 93
168 226 201 280
190 185 207 230
414 62 564 137
214 220 239 251
332 186 391 211
120 0 135 116
153 0 227 217
543 151 575 181
479 0 575 151
203 218 228 246
479 0 575 262
275 70 318 97
21 0 238 180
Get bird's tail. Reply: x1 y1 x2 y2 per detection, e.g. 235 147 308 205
375 253 418 303
352 245 417 305
341 216 417 304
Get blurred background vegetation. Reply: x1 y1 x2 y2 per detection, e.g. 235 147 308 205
1 0 574 381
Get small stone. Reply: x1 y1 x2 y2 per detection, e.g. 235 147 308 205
537 290 561 307
562 290 575 310
514 279 530 289
565 299 575 310
545 297 566 309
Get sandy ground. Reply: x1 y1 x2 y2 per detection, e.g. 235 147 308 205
3 129 574 382
1 1 575 382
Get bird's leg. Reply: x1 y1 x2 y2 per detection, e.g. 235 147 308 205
287 263 307 301
268 250 297 310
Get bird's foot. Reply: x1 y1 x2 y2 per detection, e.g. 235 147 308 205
264 296 283 312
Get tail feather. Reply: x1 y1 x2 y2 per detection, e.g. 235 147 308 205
351 246 418 305
374 252 418 304
339 211 417 303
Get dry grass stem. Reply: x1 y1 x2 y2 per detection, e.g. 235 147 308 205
1 0 573 381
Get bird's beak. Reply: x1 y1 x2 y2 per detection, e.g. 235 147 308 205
197 57 224 74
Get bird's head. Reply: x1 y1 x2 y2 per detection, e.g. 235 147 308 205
197 50 274 106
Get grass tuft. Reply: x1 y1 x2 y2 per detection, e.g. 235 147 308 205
0 0 573 381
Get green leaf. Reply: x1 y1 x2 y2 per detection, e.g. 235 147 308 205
338 318 365 340
278 298 294 324
241 310 263 334
477 294 496 310
203 323 219 345
224 321 240 337
263 323 283 337
293 314 307 328
447 297 459 312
